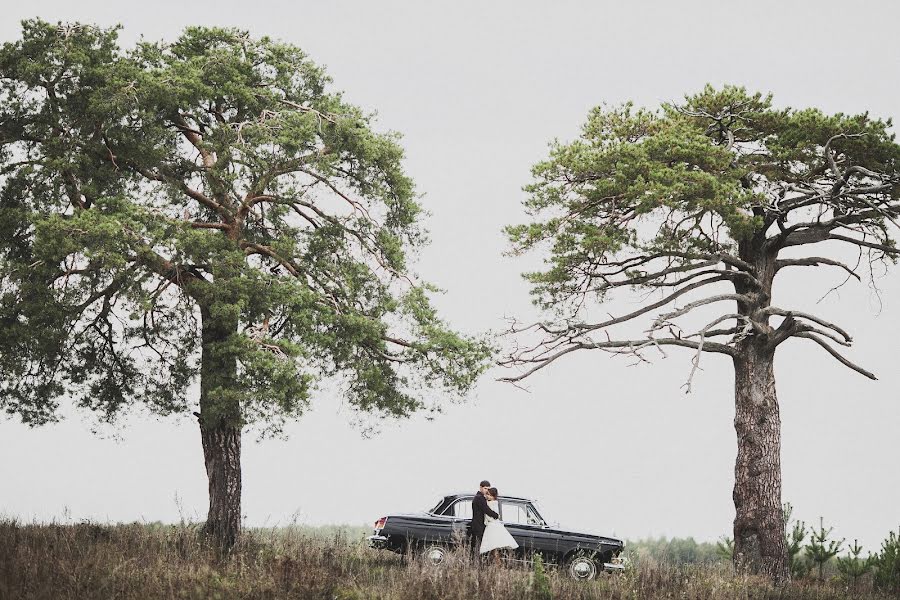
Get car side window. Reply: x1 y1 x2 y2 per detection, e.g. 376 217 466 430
501 502 544 525
499 502 527 524
451 500 472 519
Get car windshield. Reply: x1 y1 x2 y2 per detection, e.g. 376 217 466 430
528 500 547 523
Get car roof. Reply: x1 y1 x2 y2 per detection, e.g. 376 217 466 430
443 491 534 503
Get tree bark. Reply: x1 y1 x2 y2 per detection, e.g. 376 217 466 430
731 343 789 582
198 307 242 550
728 237 789 582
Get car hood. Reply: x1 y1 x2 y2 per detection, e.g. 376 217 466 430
551 526 623 546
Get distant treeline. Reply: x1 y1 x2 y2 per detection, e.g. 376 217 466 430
625 536 724 565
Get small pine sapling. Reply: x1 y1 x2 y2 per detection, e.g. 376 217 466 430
837 539 872 587
807 517 844 580
872 527 900 592
531 553 552 600
716 536 734 562
784 504 809 579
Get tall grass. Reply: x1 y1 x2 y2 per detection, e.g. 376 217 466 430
0 520 895 599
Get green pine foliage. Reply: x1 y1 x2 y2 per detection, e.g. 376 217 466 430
837 539 872 586
0 21 491 432
505 85 900 314
872 528 900 592
716 536 734 562
806 517 843 580
784 503 810 579
530 553 552 600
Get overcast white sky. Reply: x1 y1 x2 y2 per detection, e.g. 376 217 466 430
1 1 899 551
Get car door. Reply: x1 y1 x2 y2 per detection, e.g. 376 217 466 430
445 497 473 545
500 501 561 559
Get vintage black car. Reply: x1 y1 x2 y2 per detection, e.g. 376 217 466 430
368 492 625 580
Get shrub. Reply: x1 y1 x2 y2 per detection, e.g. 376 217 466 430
784 503 810 579
872 528 900 592
530 553 552 600
716 536 734 562
837 539 872 587
807 517 843 580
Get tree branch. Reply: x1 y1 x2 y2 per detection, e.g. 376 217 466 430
775 257 861 281
567 276 732 333
763 306 852 343
498 336 735 383
791 332 876 380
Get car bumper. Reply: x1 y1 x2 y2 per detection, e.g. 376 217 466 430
367 534 389 549
602 559 626 572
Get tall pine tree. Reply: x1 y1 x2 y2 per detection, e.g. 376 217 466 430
0 21 490 548
503 86 900 580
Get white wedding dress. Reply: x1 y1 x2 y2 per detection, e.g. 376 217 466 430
479 500 519 554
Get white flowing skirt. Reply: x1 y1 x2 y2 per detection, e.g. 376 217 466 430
480 520 519 553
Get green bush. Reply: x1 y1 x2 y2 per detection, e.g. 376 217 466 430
872 528 900 592
806 517 843 580
530 553 552 600
716 536 734 562
784 503 810 579
837 539 872 587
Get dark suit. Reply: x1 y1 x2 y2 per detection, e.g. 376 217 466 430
469 491 499 554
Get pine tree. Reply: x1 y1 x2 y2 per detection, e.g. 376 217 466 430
0 21 491 549
783 503 809 578
716 536 734 561
531 553 552 600
872 528 900 592
836 539 872 587
501 85 900 580
807 517 843 580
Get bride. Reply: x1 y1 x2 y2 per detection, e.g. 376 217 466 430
480 487 519 561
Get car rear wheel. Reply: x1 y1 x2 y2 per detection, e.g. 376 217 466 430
567 553 598 580
421 544 447 566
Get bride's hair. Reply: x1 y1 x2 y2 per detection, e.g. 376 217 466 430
488 487 499 499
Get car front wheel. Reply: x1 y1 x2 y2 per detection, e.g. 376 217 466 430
567 553 598 580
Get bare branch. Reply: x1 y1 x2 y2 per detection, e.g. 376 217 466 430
775 257 861 281
791 332 876 380
190 222 231 231
174 114 217 169
793 323 851 347
651 293 752 331
682 313 750 393
567 276 732 333
498 336 735 383
827 233 899 255
240 241 301 278
132 165 230 220
763 306 852 343
778 204 900 244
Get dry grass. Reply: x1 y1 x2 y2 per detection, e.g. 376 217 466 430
0 520 894 600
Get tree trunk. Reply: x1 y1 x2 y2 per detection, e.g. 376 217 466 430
731 344 789 582
198 308 242 550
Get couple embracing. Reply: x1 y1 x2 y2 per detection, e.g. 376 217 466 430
470 480 518 561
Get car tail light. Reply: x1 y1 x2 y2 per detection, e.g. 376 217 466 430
374 517 387 530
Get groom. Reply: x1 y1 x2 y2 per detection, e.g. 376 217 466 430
470 479 499 556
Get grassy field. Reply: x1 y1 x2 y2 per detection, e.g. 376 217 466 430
0 520 895 600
